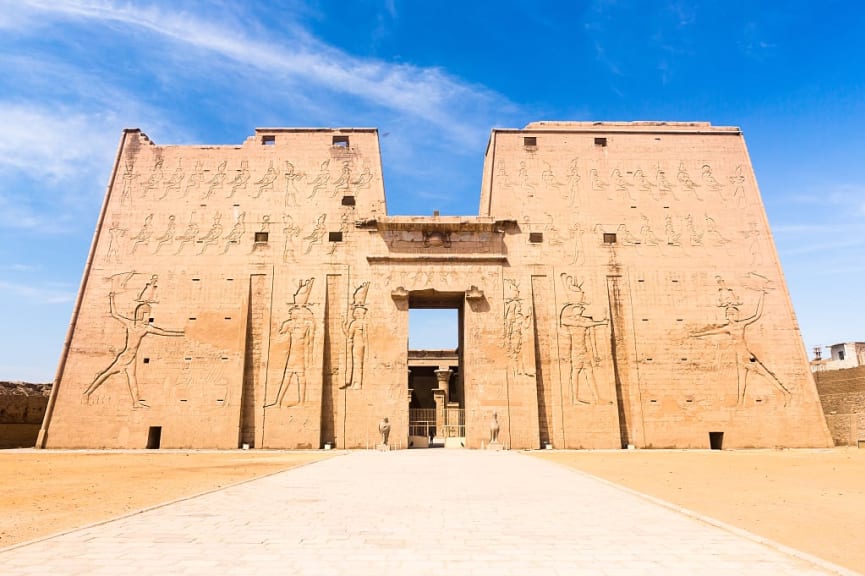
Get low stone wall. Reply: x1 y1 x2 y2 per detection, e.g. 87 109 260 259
814 367 865 446
0 382 51 449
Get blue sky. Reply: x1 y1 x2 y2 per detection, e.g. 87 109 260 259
1 0 863 381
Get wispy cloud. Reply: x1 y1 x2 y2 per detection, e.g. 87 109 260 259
0 280 75 304
14 1 513 148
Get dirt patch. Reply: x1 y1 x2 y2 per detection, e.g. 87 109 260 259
532 448 865 573
0 450 335 548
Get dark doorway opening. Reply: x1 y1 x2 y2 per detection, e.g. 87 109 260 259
146 426 162 449
407 290 463 448
709 431 724 450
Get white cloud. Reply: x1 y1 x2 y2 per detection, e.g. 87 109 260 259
0 280 75 304
14 1 514 149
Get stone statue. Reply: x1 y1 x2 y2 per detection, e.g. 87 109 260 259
489 412 500 444
378 417 391 445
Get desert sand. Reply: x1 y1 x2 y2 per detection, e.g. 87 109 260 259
0 450 334 548
533 448 865 573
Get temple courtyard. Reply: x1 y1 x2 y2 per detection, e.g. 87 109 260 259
1 448 862 574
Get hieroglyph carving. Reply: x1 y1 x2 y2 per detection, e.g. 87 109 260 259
503 279 533 376
341 281 370 390
691 274 792 406
558 274 608 404
83 278 184 408
267 278 316 407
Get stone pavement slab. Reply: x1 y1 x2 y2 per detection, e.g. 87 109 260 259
1 450 856 575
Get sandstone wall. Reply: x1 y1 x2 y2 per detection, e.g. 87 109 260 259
0 382 51 448
814 366 865 445
39 122 832 450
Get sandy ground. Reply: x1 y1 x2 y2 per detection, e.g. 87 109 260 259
533 448 865 574
2 449 863 573
0 450 335 548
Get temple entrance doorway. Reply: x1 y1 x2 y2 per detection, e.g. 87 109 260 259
407 291 464 448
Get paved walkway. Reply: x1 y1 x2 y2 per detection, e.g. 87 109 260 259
1 450 854 575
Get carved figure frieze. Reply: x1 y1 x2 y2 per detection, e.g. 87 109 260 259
227 160 250 198
341 281 370 390
120 161 138 206
351 165 374 192
161 162 184 199
332 161 351 197
664 215 681 246
284 160 305 207
197 212 223 255
253 161 278 199
130 214 154 254
691 273 792 406
267 278 316 407
143 157 164 198
153 215 176 254
559 273 608 404
503 278 532 376
729 165 746 207
303 214 327 255
566 158 581 206
308 160 330 199
518 161 535 197
174 213 200 255
677 162 701 200
743 221 763 265
204 160 227 199
105 217 127 263
700 164 723 197
84 276 184 408
569 223 586 265
184 160 204 197
221 212 246 254
282 214 301 263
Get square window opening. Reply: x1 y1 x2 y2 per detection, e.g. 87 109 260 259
523 136 537 148
341 195 356 206
603 233 617 244
332 135 349 147
528 232 543 243
261 135 276 145
254 231 269 243
595 137 608 147
328 231 343 242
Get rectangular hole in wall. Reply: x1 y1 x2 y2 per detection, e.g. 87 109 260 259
254 231 269 243
523 136 537 148
261 135 275 145
709 431 724 450
142 357 150 364
180 399 188 402
332 135 349 147
224 316 231 320
341 195 356 206
329 231 343 242
603 233 617 244
528 232 543 243
146 426 162 449
226 278 234 281
594 137 607 147
192 278 200 282
148 317 154 324
189 317 197 321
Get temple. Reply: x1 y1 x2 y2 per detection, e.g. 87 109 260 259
38 122 832 449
